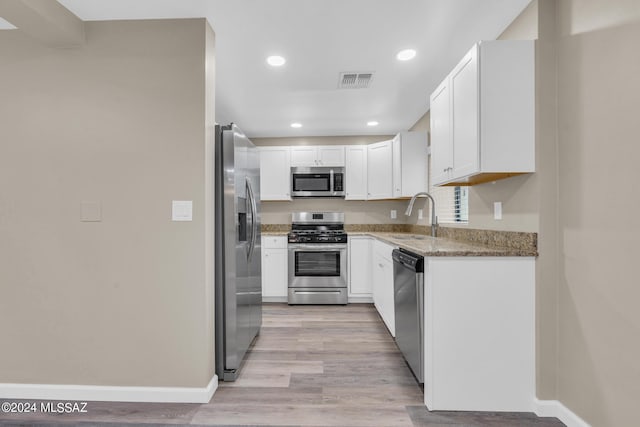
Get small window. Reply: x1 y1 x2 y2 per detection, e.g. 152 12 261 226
430 186 468 224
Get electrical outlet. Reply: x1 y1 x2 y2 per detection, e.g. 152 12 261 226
494 202 502 220
390 209 397 219
418 209 424 220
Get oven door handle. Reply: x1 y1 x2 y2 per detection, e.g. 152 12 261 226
288 244 347 251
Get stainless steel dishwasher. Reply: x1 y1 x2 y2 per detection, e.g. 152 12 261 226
392 248 424 384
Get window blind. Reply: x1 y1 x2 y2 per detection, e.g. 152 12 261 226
429 186 468 224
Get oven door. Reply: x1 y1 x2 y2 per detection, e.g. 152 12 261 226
288 244 347 288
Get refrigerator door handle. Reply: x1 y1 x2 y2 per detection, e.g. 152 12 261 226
246 177 258 262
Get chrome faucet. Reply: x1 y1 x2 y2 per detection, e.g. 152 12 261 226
405 192 438 237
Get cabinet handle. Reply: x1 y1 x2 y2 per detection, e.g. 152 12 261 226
443 168 447 172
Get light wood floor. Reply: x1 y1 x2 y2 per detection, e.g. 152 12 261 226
0 303 564 426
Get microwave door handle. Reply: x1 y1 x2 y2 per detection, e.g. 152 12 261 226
330 169 334 192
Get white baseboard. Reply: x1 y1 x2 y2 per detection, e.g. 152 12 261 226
262 296 287 303
347 296 374 303
0 375 218 404
535 398 591 427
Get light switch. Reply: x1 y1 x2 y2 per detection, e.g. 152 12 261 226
172 200 193 221
390 210 397 219
494 202 503 220
81 201 102 222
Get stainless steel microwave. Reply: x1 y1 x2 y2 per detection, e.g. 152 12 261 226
291 167 345 198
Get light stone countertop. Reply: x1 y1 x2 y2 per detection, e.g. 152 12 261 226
349 232 537 257
261 227 537 257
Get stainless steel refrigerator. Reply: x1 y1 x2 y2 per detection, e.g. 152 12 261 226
214 123 262 381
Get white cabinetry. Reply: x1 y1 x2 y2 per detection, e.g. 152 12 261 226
290 146 345 167
348 236 373 302
424 257 535 411
372 239 396 336
430 79 452 185
261 235 288 302
366 140 393 200
345 146 368 200
259 147 291 201
366 133 428 200
430 40 535 186
392 131 428 198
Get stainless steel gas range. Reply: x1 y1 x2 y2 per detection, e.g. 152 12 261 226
287 212 348 305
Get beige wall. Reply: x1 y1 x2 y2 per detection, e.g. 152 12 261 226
555 1 640 425
0 19 215 388
451 1 640 424
253 136 412 224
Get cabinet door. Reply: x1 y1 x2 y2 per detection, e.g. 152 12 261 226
373 251 395 337
345 146 367 200
451 44 479 179
430 78 452 186
392 134 402 198
366 140 393 200
290 146 318 167
262 248 288 298
372 252 385 313
318 146 345 166
260 147 291 200
348 237 372 296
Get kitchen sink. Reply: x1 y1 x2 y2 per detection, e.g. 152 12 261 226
391 234 427 240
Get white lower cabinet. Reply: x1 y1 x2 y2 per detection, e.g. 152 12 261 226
348 236 373 302
261 235 288 302
424 257 535 412
372 240 396 337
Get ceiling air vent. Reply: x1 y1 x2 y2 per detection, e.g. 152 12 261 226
339 72 373 89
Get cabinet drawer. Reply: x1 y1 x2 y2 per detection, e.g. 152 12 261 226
373 239 395 261
262 235 288 249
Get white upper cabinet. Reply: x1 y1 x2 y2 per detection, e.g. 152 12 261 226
392 131 428 198
430 40 535 186
289 146 316 167
345 146 367 200
430 78 452 186
259 147 291 201
290 146 345 167
366 140 393 200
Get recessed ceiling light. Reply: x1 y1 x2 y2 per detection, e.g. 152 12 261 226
266 55 286 67
396 49 417 61
367 121 379 127
290 123 302 128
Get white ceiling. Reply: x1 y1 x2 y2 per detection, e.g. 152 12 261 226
48 1 530 137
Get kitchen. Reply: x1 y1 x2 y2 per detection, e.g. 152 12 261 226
1 1 639 427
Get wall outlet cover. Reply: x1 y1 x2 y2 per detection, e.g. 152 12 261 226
390 209 397 219
494 202 503 220
418 209 424 220
80 201 102 222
